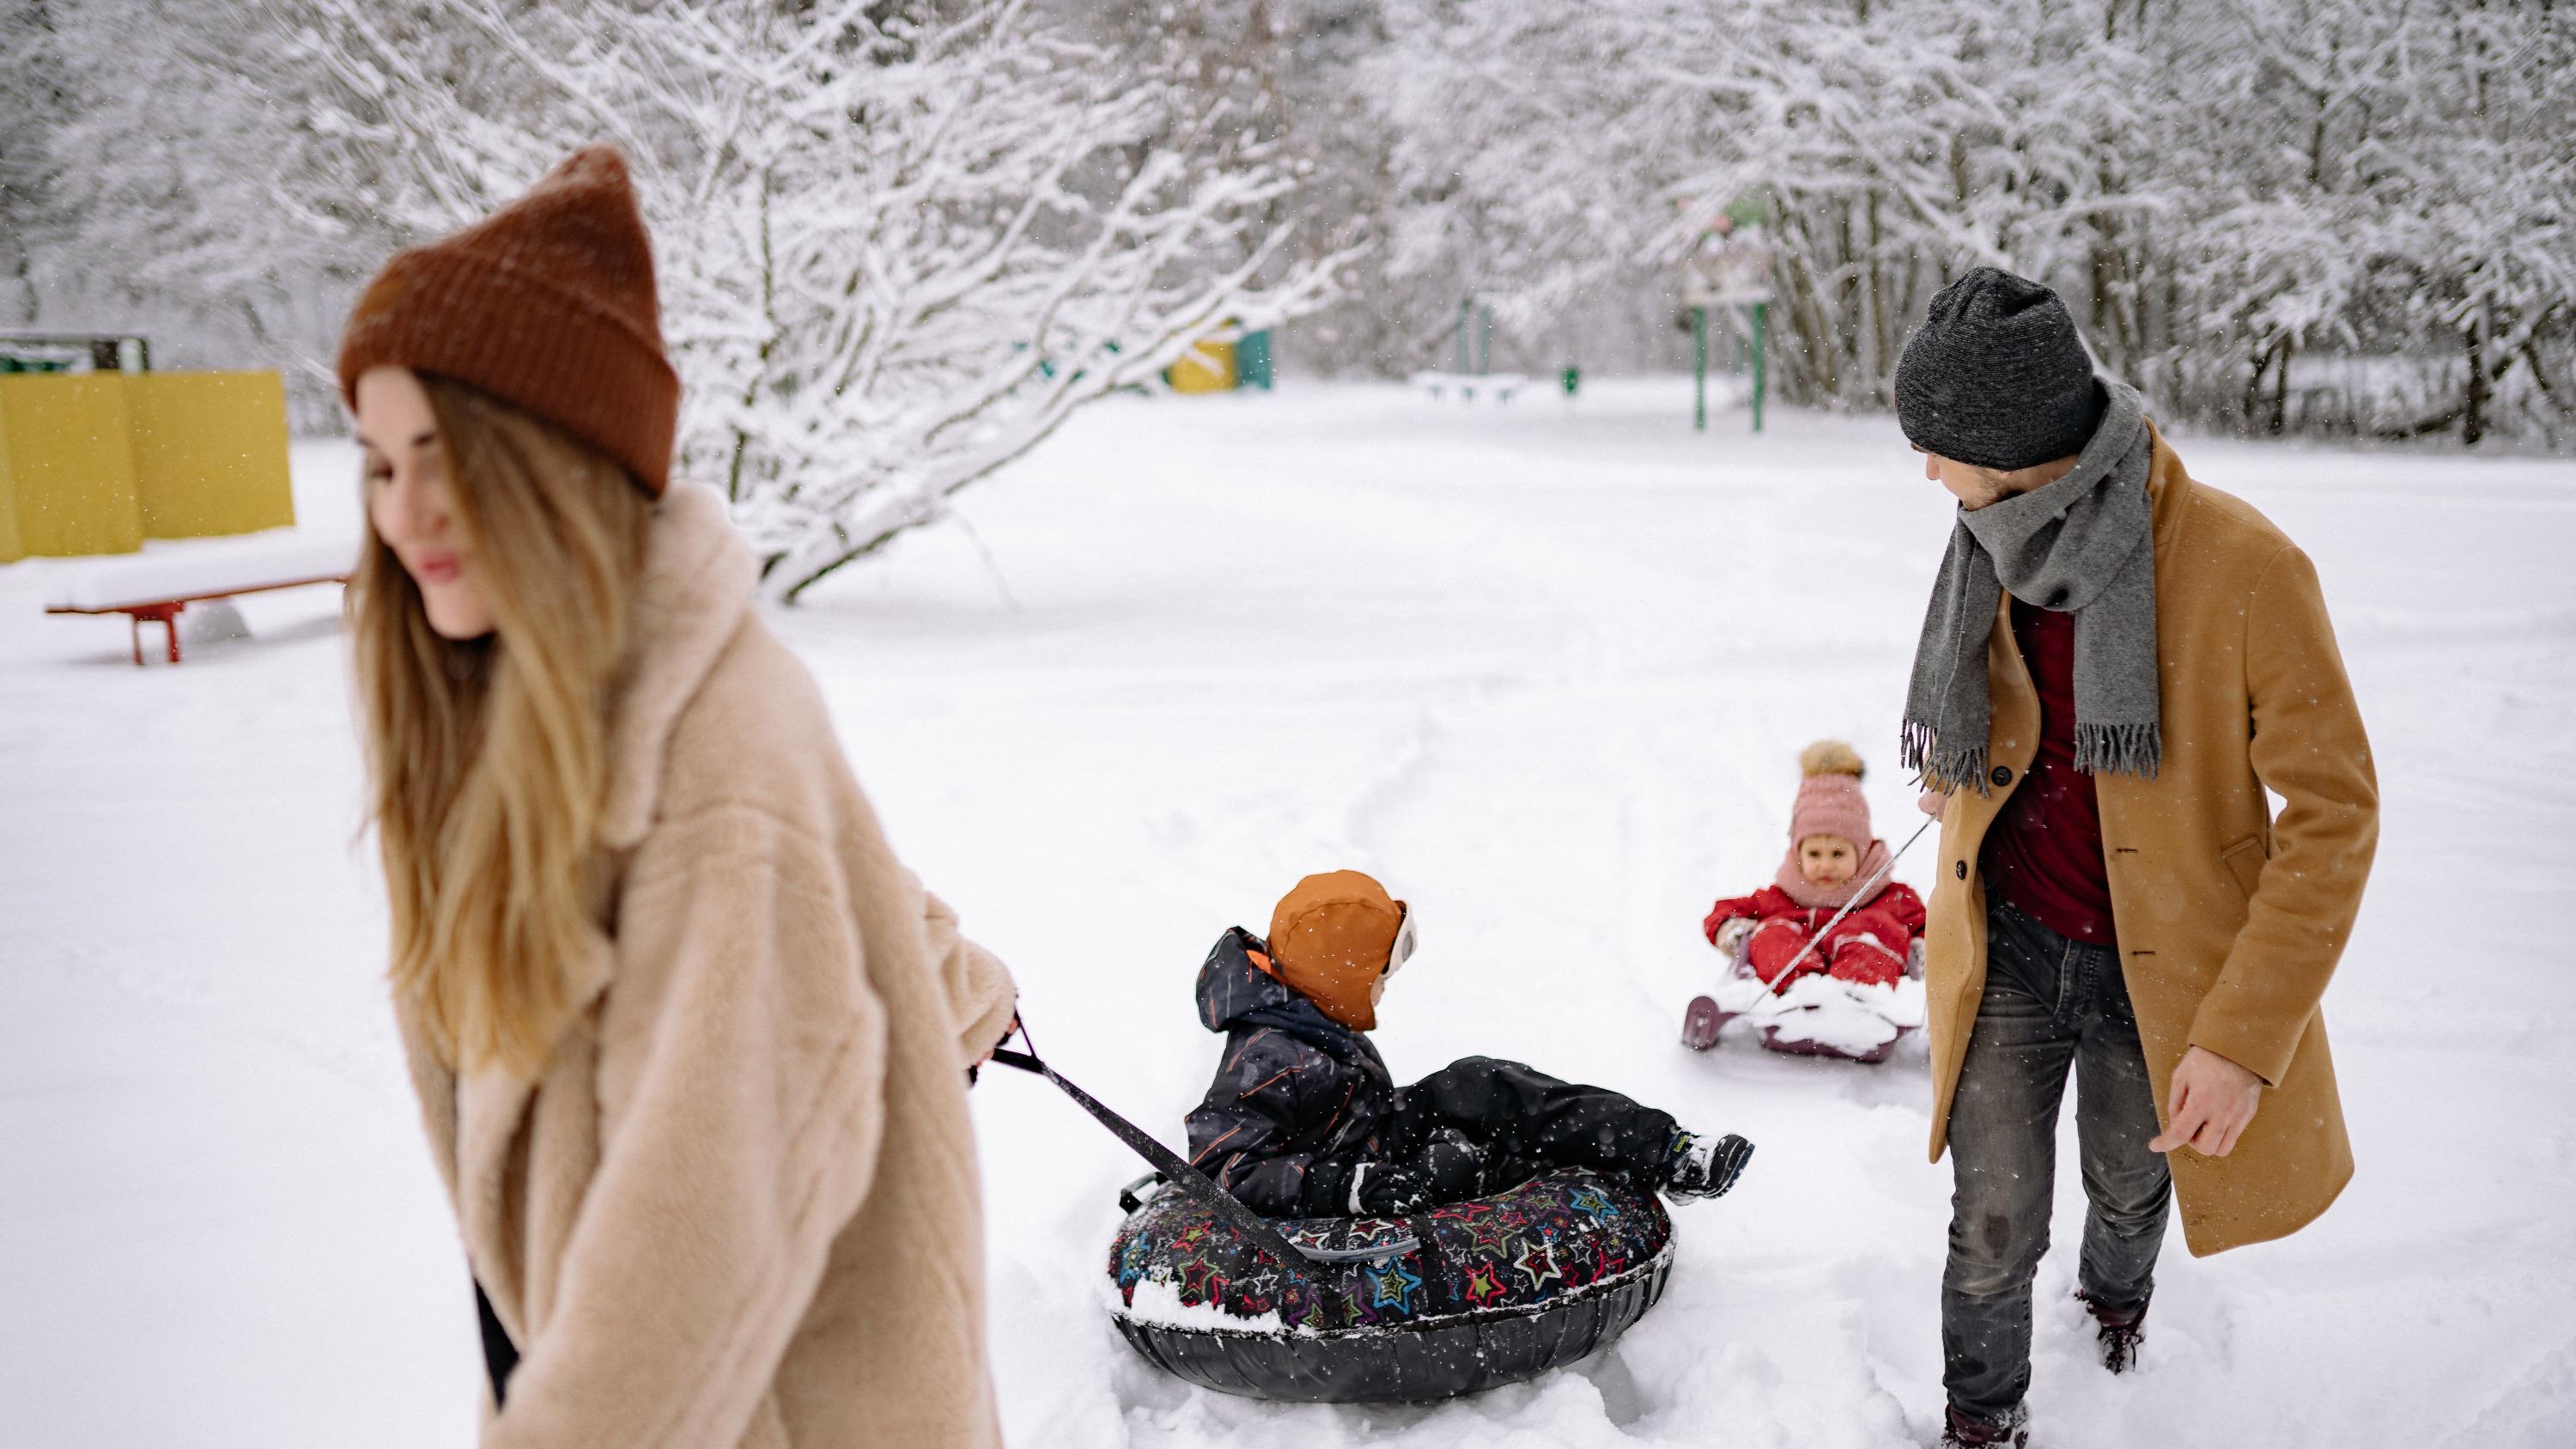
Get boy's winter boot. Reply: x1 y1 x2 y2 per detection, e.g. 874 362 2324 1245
1938 1403 2029 1448
2078 1289 2150 1374
1661 1129 1754 1202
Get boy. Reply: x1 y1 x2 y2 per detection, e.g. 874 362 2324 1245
1186 870 1753 1218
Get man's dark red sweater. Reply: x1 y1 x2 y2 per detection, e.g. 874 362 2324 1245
1983 599 2117 944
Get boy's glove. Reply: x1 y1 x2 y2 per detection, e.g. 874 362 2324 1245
1712 916 1755 956
1349 1161 1431 1217
1415 1129 1489 1202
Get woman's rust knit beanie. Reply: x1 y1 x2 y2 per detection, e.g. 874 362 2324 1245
337 145 680 496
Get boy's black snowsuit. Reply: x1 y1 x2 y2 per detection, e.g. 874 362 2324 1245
1184 927 1682 1218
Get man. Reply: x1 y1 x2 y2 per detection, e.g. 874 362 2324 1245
1895 269 2378 1448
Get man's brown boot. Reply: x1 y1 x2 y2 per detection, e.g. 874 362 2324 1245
2078 1288 2150 1374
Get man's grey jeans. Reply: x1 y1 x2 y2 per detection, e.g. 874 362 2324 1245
1942 897 2172 1422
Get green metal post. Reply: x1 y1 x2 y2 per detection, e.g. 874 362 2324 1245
1692 306 1708 432
1750 301 1768 434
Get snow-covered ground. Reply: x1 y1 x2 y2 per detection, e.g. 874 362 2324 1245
4 378 2572 1446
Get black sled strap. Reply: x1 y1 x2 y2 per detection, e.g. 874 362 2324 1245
985 1026 1312 1275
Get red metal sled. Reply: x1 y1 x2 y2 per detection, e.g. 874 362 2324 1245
1680 995 1731 1051
1753 1018 1905 1064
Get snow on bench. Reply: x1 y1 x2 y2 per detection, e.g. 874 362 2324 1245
1410 370 1528 405
44 530 356 665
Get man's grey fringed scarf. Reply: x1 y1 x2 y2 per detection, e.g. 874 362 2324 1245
1901 380 2161 795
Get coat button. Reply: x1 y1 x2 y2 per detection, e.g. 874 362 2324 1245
1990 764 2014 787
1955 860 1968 880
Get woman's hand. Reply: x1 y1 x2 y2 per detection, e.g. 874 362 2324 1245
1917 788 1948 819
966 1013 1020 1087
975 1014 1020 1068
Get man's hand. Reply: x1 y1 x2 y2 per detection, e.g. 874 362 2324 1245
1917 788 1948 819
2148 1046 2264 1157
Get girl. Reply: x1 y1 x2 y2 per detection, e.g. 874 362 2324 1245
343 147 1018 1447
1703 740 1925 991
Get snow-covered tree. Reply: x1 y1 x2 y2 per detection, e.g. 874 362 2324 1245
275 0 1342 597
10 0 2568 448
27 0 393 423
0 0 64 324
1362 0 2573 443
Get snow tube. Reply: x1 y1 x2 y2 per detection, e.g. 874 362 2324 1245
1104 1166 1674 1403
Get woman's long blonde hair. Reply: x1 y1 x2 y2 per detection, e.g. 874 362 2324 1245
350 375 654 1076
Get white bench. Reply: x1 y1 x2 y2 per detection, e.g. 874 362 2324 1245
45 533 355 665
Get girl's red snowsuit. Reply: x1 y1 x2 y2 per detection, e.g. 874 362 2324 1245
1702 883 1928 990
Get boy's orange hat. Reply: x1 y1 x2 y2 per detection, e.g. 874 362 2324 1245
1267 871 1406 1032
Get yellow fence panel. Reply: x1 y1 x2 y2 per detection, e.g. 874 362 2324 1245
0 403 21 562
0 374 144 560
131 372 295 539
0 369 294 562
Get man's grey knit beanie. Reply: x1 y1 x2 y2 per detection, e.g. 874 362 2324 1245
1895 267 2103 472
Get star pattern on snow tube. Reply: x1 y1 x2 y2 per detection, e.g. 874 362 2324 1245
1365 1257 1422 1313
1448 1198 1519 1251
1594 1239 1631 1278
1514 1237 1564 1292
1235 1264 1280 1302
1115 1236 1151 1288
1179 1257 1227 1306
1106 1168 1671 1342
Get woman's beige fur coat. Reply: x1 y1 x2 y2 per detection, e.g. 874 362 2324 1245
392 484 1020 1447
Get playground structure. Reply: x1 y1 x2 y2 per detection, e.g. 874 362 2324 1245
0 332 150 375
1410 295 1528 404
1681 195 1775 433
1166 326 1276 393
45 534 354 665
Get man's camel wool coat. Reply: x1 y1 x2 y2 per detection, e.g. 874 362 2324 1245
1923 423 2378 1257
393 484 1020 1448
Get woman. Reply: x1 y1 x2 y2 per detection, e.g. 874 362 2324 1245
340 146 1018 1447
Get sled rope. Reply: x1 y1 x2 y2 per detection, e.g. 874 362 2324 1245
1754 813 1938 991
985 1020 1317 1275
